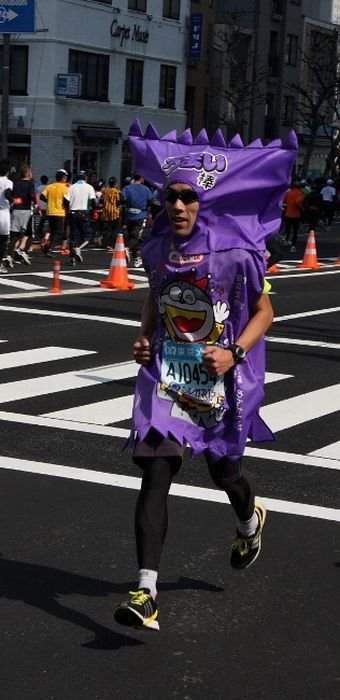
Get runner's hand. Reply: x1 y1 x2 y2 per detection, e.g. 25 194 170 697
202 346 235 377
133 336 152 365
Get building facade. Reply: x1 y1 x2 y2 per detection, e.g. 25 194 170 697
0 0 190 182
208 0 339 176
185 0 215 136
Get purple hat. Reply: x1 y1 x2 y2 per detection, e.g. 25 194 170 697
127 120 297 250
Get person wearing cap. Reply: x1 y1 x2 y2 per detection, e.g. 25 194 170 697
40 169 69 256
113 121 297 632
63 171 96 265
320 179 336 229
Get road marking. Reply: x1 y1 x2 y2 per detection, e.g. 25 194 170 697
309 441 340 459
0 346 95 370
260 384 340 431
0 455 338 522
0 305 141 325
274 307 340 322
0 409 338 471
34 272 100 286
266 336 340 350
0 277 44 290
44 395 134 424
0 360 138 403
42 372 290 423
268 268 340 280
245 446 340 471
0 410 130 437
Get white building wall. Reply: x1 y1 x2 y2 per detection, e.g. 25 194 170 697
5 0 190 181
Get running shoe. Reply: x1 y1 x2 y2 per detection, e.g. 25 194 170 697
230 503 266 570
16 249 31 265
0 263 8 274
3 256 14 268
69 257 76 267
74 247 83 263
133 256 143 269
290 246 297 252
114 588 159 631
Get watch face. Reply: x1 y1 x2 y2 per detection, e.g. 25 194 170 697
235 346 246 359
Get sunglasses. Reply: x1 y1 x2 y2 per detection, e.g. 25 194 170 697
164 188 199 205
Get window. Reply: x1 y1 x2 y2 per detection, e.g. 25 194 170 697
268 31 279 77
272 0 283 14
125 59 143 105
0 45 28 95
264 93 276 139
163 0 180 20
86 0 112 4
159 65 176 108
69 50 109 100
285 34 298 66
128 0 146 10
283 95 294 124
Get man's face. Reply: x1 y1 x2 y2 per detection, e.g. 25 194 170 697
165 183 199 237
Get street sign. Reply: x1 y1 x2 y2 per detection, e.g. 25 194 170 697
189 13 203 62
0 0 35 34
56 73 82 98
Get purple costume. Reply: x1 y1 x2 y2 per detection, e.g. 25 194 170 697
128 120 297 462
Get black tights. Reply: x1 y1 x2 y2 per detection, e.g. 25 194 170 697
135 456 255 571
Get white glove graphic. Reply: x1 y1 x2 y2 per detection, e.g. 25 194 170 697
213 301 230 322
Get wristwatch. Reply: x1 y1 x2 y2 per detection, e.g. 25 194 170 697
228 344 246 363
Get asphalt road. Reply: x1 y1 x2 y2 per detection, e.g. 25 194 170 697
0 228 339 700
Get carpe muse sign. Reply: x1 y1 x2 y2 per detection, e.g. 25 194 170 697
110 19 149 47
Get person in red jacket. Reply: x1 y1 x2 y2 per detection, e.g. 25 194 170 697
282 181 304 252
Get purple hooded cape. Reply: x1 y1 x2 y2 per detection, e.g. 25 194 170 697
127 121 297 461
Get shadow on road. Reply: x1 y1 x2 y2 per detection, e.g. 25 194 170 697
0 558 223 649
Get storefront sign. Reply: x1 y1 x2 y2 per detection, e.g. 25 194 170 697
56 73 82 98
110 20 149 47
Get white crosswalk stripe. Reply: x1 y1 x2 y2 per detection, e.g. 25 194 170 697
0 268 149 295
0 344 338 468
0 346 94 370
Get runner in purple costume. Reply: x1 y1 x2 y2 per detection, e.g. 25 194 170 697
114 122 297 631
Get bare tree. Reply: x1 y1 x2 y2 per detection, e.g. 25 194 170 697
287 25 339 176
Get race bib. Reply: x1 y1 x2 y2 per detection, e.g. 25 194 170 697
160 340 225 408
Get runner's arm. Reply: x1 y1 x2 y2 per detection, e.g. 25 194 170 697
202 293 273 376
133 289 158 365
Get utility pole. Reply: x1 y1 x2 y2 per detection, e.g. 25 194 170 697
1 34 10 160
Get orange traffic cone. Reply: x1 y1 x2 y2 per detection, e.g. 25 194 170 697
100 232 135 290
49 260 63 294
298 230 323 270
267 263 280 274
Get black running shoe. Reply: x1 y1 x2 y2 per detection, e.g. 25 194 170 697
230 503 266 570
114 588 159 631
